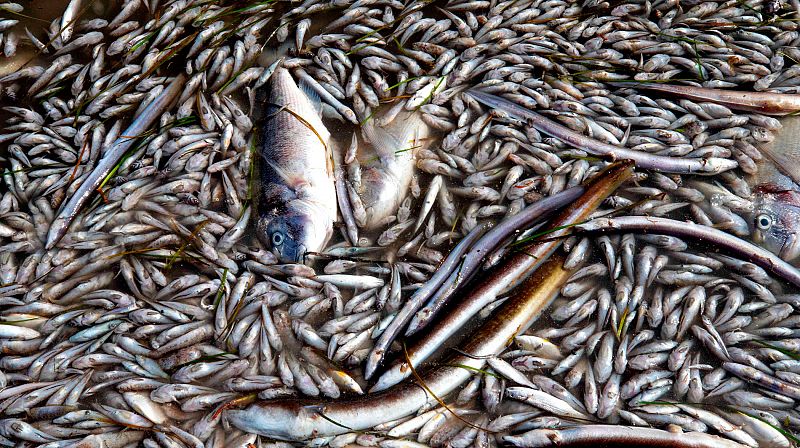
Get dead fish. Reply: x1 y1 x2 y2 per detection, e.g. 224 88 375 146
750 116 800 262
349 110 434 229
751 184 800 262
256 67 336 263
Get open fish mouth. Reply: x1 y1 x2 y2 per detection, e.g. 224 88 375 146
273 242 308 264
779 233 800 262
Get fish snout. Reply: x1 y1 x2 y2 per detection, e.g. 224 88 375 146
263 212 324 264
270 237 307 264
281 243 308 264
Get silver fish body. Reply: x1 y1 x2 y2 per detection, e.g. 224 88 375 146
350 110 433 229
257 67 336 263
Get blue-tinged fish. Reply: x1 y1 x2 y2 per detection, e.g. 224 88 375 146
256 67 336 263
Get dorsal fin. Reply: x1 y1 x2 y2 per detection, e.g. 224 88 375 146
362 121 403 161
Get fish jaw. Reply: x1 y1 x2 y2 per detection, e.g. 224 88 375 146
752 227 766 245
257 201 333 263
750 209 789 262
780 232 800 262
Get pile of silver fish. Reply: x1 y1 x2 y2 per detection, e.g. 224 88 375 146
3 0 800 446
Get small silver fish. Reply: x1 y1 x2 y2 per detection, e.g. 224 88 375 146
256 67 336 263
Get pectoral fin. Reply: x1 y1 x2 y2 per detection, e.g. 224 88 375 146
361 110 429 162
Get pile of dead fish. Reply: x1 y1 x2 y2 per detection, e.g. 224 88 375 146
2 0 800 446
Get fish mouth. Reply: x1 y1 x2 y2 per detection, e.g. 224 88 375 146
273 242 308 264
291 243 308 264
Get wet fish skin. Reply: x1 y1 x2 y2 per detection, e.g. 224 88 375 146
256 67 336 264
751 185 800 263
350 109 433 230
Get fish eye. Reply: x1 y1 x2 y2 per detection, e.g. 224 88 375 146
755 214 773 230
272 232 284 246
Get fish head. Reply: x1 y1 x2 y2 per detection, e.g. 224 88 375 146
752 183 800 262
259 210 329 263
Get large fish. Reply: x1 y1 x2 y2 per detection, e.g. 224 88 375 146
599 83 800 263
348 110 433 230
750 116 800 262
256 67 336 263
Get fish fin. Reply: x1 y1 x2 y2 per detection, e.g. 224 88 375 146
298 79 323 116
265 158 300 187
362 121 402 161
362 111 426 161
759 144 800 186
758 115 800 187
